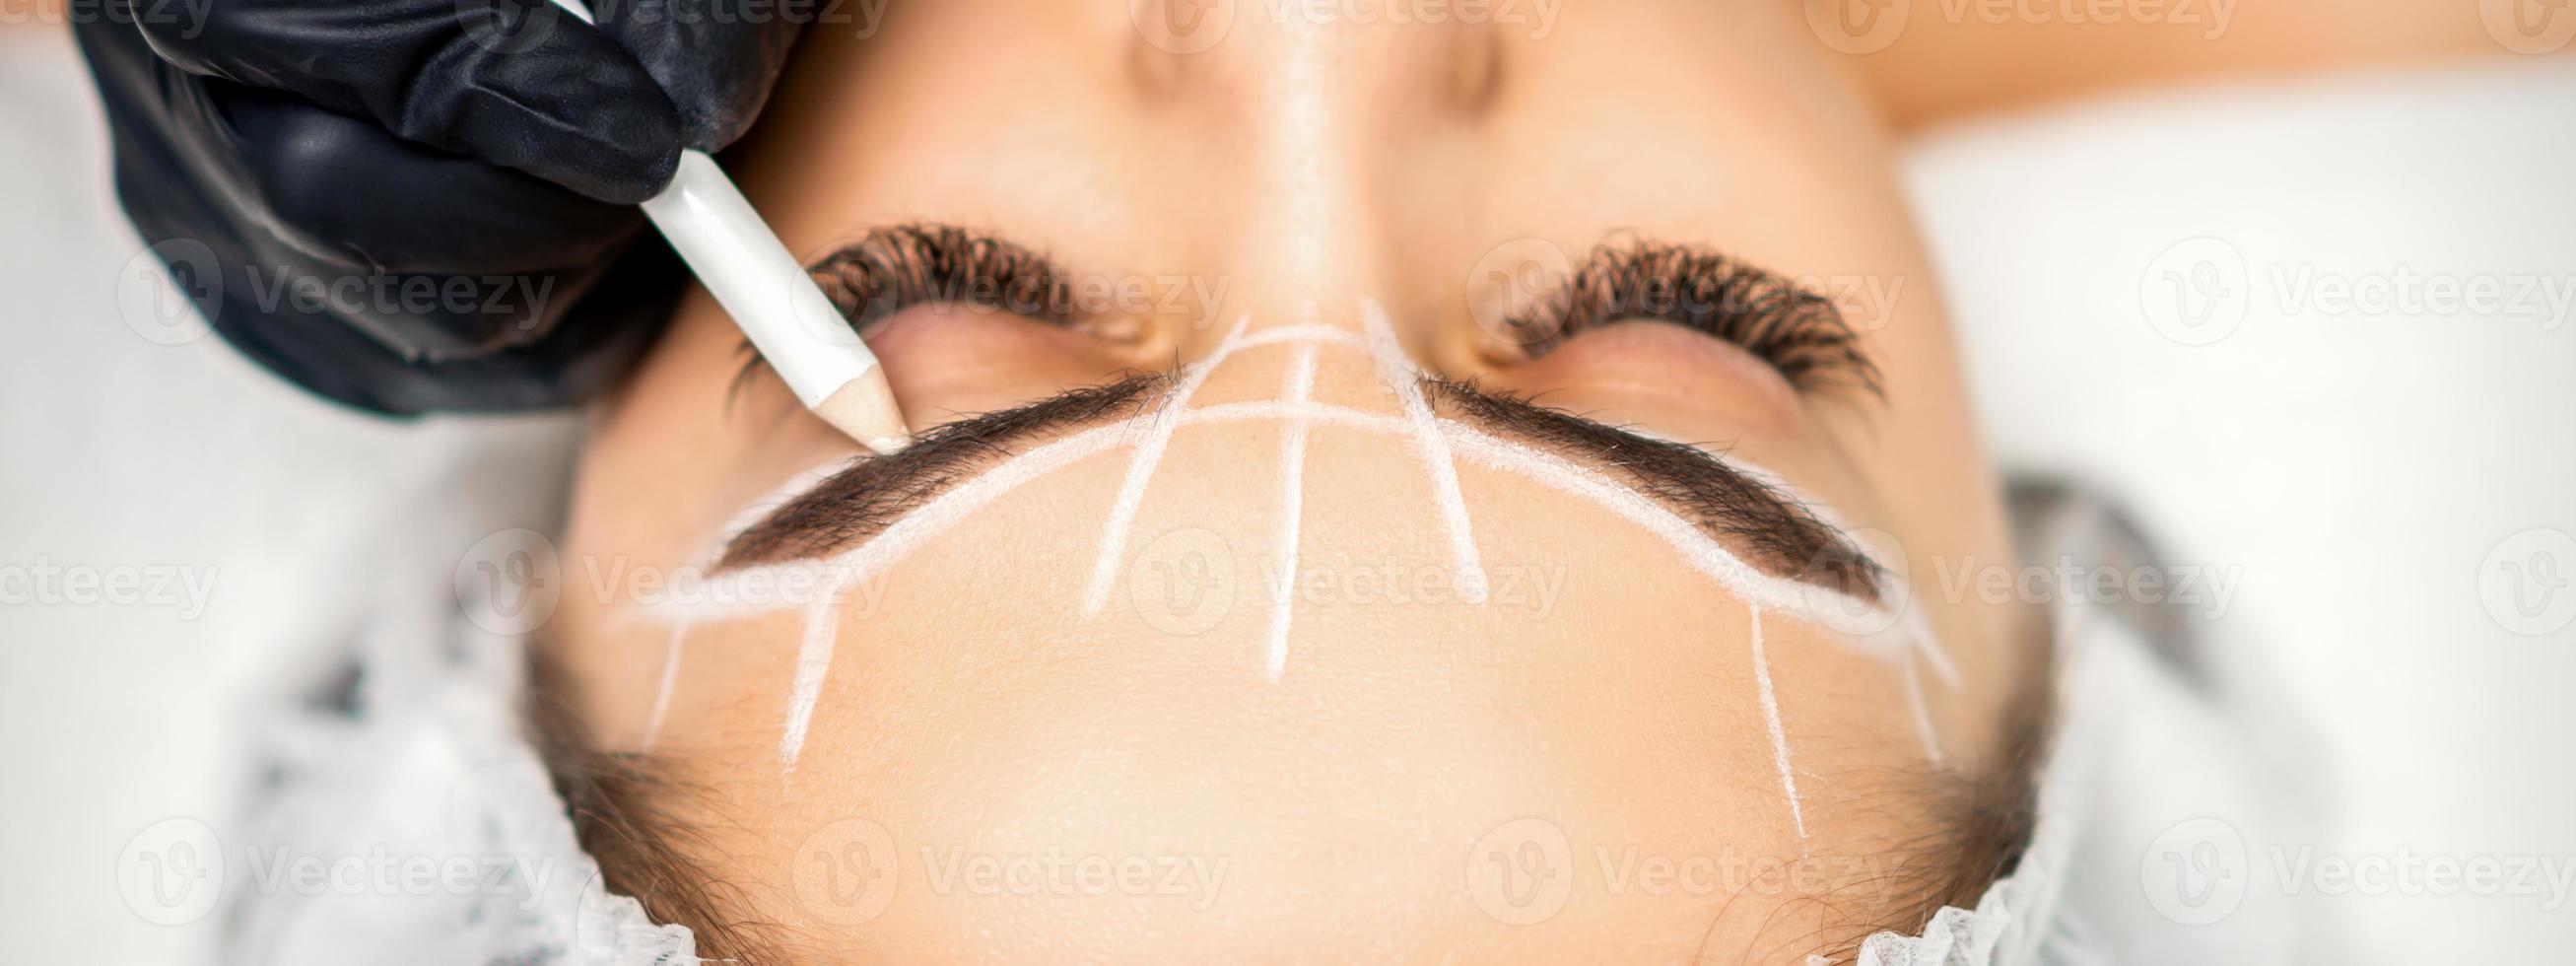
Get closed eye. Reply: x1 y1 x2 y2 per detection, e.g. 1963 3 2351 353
1496 238 1883 399
729 223 1095 401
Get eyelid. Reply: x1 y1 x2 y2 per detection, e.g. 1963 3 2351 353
728 223 1099 402
807 223 1091 333
1496 240 1883 399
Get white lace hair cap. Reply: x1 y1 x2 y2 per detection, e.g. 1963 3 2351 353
224 614 699 965
1853 596 2291 964
223 503 2291 965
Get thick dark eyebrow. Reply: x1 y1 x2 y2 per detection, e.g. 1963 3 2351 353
718 378 1882 602
1421 379 1883 601
720 374 1167 568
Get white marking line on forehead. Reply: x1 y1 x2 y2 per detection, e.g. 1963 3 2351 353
1749 605 1807 845
640 620 689 753
1729 460 1960 690
682 399 1928 655
640 459 854 753
1361 301 1489 603
685 393 1943 769
1238 323 1363 351
780 595 842 771
1263 346 1322 681
675 318 1945 776
701 459 858 566
1079 316 1253 617
759 421 1159 771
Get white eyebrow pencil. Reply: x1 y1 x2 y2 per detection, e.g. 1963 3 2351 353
550 0 911 454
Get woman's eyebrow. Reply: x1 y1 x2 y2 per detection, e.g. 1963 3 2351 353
1420 379 1884 602
718 374 1166 569
715 375 1881 603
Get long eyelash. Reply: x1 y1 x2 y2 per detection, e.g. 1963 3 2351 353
1500 239 1884 398
727 223 1085 403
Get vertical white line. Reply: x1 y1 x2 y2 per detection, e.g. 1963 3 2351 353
640 620 688 752
1081 316 1253 616
778 592 844 771
1360 301 1488 602
1903 652 1943 765
1750 605 1808 845
1263 346 1322 681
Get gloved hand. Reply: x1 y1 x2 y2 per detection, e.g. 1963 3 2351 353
73 0 808 413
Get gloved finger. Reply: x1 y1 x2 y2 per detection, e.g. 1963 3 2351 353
214 84 645 277
129 0 683 203
590 0 806 151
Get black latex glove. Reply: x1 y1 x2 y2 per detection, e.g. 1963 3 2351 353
72 0 806 413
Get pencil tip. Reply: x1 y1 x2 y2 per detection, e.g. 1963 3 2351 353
816 371 911 454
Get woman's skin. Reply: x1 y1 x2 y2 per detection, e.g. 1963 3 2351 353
543 1 2518 959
